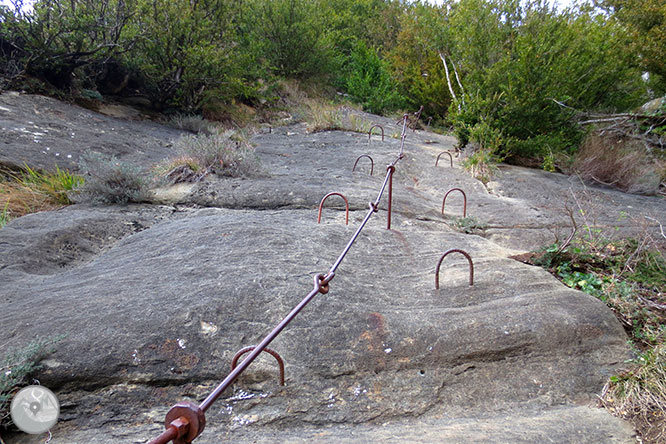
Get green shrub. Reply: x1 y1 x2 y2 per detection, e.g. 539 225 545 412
344 41 404 115
75 152 151 204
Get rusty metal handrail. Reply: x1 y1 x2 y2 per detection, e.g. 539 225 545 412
318 192 349 225
147 105 411 444
368 124 384 143
442 188 467 218
435 151 453 167
435 249 474 288
352 154 374 176
231 346 285 386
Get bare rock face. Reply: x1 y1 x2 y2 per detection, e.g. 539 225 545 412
0 91 181 172
2 97 661 443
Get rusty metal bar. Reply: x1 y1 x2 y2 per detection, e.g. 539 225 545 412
435 249 474 288
231 346 285 386
368 125 384 143
442 188 467 218
435 151 453 167
317 192 349 225
352 154 374 176
387 166 395 230
398 114 408 158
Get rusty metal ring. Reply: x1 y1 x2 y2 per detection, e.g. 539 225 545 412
442 188 467 218
231 346 286 386
435 249 474 289
368 125 385 143
318 192 349 225
353 154 374 176
435 151 453 167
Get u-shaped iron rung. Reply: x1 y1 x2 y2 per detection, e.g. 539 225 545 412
442 188 467 218
435 151 453 167
368 125 385 143
352 154 374 176
435 249 474 289
231 346 285 386
318 192 349 225
426 116 433 128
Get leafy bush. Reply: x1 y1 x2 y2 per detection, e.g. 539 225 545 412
344 40 404 115
75 152 151 204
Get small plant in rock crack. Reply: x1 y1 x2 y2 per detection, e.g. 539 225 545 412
0 201 9 228
74 152 152 204
157 130 262 184
0 337 63 430
451 216 488 234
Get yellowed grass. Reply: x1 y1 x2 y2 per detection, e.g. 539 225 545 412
0 182 62 219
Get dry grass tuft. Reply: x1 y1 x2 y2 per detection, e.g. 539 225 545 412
0 166 83 224
156 129 262 184
600 344 666 443
573 133 665 195
304 101 373 134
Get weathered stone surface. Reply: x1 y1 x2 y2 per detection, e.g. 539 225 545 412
0 91 182 172
3 96 663 443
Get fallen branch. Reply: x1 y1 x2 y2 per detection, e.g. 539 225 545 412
645 216 666 240
637 295 666 311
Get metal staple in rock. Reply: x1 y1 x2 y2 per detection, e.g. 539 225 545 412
147 111 413 444
352 154 374 176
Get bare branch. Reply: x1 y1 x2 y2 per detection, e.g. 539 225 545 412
645 216 666 240
438 51 460 112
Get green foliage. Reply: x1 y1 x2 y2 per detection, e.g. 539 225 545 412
75 152 151 204
0 0 136 89
537 234 666 348
16 165 83 205
1 337 62 429
245 0 340 79
127 0 254 109
405 0 647 167
344 40 404 114
451 216 488 234
601 0 666 93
